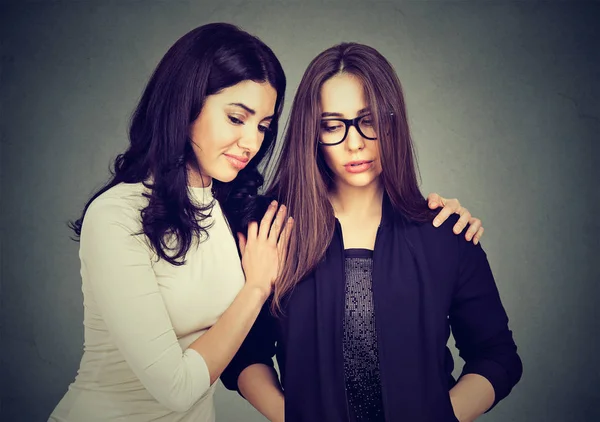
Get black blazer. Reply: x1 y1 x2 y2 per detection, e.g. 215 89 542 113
222 196 522 421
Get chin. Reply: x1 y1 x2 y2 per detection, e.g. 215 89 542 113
347 180 378 188
213 173 237 183
212 170 240 184
338 173 380 188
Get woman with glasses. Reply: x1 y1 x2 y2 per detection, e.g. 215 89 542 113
222 42 522 422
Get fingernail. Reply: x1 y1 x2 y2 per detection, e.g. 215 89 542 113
271 200 277 207
433 219 440 227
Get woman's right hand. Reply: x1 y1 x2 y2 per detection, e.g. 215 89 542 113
237 201 293 298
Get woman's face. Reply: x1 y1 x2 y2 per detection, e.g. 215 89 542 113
189 80 277 186
318 73 383 190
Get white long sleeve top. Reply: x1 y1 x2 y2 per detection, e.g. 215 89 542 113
49 182 245 421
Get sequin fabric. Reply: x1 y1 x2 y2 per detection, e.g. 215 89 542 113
343 249 385 422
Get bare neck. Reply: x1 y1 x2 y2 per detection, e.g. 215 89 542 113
187 164 212 188
329 179 384 222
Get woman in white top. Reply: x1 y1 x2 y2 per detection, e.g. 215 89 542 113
49 23 485 422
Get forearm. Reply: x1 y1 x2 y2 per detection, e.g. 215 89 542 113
449 373 495 422
238 363 284 422
450 238 522 418
188 285 269 385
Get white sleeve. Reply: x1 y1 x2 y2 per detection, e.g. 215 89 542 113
80 198 211 412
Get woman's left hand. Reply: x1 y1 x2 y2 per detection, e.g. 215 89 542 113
427 193 484 245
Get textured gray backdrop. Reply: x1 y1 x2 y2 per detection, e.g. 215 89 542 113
1 1 599 421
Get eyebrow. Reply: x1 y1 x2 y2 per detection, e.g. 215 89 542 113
321 107 370 118
228 103 274 120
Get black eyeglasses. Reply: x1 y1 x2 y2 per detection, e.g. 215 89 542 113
319 114 377 146
319 112 396 146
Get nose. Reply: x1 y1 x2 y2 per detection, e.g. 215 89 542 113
345 125 365 151
238 127 263 155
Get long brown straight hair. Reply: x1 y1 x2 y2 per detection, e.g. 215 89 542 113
265 42 434 313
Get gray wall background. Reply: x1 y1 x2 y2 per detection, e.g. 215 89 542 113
1 1 598 421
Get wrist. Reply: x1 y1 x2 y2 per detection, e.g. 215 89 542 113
241 283 271 303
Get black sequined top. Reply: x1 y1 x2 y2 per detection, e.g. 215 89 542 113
343 249 385 422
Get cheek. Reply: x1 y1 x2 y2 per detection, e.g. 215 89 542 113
369 142 383 170
191 120 236 156
321 147 341 170
190 117 210 150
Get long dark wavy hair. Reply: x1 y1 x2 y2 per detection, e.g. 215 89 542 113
70 23 286 265
262 42 435 312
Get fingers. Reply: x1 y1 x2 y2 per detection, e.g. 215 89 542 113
432 201 456 228
427 192 443 209
432 197 460 227
430 196 484 243
452 207 472 234
464 217 481 242
473 226 484 245
259 201 279 241
268 204 288 244
237 232 247 255
247 221 258 241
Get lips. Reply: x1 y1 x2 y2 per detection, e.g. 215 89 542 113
224 154 249 170
346 160 372 166
344 160 374 174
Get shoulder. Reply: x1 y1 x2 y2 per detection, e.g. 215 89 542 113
406 213 488 265
394 213 478 266
395 212 461 243
84 182 150 233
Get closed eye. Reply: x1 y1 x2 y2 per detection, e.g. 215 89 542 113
321 123 344 132
359 115 373 126
228 115 243 125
